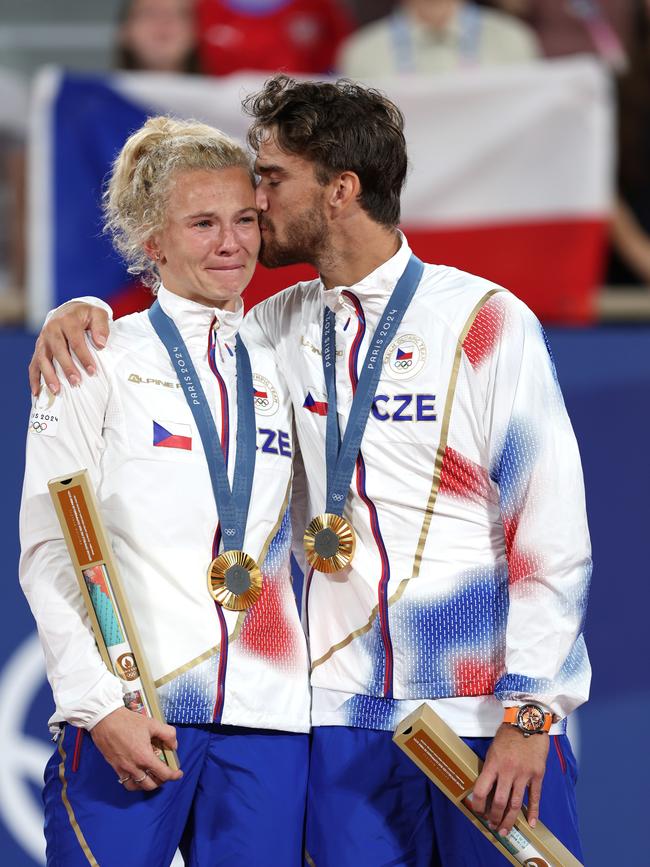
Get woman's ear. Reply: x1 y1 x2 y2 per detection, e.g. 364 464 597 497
143 237 165 266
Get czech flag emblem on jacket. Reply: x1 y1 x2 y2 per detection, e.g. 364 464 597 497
153 420 192 451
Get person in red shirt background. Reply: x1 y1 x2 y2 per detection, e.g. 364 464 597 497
196 0 354 75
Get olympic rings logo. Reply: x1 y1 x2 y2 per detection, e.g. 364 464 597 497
31 421 47 433
384 335 427 381
252 375 279 417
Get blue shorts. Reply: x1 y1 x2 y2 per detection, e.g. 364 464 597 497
44 722 308 866
305 727 583 867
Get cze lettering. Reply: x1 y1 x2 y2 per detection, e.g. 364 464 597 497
371 394 437 422
277 430 292 458
257 428 292 458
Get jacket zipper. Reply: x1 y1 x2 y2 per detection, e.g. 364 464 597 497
208 320 230 723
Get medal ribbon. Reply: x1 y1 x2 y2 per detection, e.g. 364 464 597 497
148 300 256 553
322 254 424 516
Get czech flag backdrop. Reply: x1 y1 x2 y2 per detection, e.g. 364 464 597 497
27 58 612 328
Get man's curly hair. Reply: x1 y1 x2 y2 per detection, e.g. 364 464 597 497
243 75 408 228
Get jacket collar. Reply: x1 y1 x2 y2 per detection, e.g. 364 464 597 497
156 284 244 345
320 232 412 317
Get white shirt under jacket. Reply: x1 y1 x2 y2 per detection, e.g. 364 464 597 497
20 286 310 734
246 234 592 737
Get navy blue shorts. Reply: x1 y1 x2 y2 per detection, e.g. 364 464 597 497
43 722 308 866
305 727 583 867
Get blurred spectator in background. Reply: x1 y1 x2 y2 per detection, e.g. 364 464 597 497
483 0 629 69
115 0 201 73
109 0 203 317
608 0 650 287
196 0 354 76
337 0 539 77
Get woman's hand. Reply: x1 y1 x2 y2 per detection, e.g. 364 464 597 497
90 706 182 792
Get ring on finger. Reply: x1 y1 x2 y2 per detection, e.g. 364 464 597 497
117 774 131 785
133 772 149 784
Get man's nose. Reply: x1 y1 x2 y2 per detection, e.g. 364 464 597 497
255 184 268 211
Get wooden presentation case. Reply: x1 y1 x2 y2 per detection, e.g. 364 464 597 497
48 469 179 771
394 704 582 867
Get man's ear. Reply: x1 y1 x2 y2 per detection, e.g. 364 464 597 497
328 171 362 212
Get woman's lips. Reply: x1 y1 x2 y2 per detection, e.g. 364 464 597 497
207 264 245 271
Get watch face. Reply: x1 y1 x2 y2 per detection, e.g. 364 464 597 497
517 704 545 732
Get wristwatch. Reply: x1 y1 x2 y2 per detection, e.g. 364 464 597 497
503 704 552 737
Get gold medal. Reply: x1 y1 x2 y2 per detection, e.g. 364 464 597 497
207 551 262 611
304 513 356 573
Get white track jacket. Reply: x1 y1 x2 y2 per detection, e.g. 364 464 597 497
247 235 591 736
20 287 310 733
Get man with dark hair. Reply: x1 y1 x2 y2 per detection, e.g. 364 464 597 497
244 77 407 230
30 75 590 866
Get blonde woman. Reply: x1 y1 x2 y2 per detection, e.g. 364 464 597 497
20 117 310 866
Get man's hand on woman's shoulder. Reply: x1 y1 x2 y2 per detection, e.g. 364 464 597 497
29 301 111 396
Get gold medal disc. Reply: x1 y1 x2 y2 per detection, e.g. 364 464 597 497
304 513 356 573
207 551 262 611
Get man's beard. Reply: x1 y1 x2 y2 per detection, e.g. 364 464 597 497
258 203 328 269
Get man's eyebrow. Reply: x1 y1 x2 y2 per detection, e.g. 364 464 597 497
255 163 287 176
